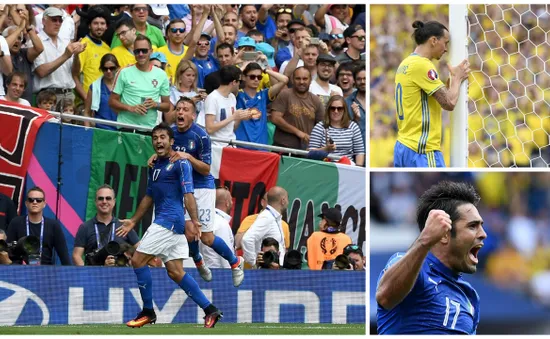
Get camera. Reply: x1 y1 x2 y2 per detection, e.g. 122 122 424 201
261 250 280 269
85 241 129 266
333 254 354 270
0 236 40 263
283 249 302 270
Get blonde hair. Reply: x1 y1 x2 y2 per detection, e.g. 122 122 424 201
174 59 198 91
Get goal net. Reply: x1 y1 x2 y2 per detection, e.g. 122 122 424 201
468 4 550 167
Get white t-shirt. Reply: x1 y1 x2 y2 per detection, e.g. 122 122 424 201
0 36 11 96
309 80 343 108
204 89 237 145
32 31 75 92
0 96 31 106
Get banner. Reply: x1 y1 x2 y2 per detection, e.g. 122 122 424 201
86 129 155 236
0 266 365 325
0 101 51 213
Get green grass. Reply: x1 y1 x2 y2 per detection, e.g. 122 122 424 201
1 323 366 335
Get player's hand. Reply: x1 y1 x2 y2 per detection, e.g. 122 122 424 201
418 209 452 248
187 219 202 241
147 153 158 168
116 219 135 237
448 59 471 83
296 131 310 144
170 151 191 163
104 255 115 266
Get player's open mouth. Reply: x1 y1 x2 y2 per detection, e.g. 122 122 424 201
177 116 185 124
469 244 483 264
156 145 165 151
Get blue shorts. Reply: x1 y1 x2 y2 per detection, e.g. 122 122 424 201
394 141 446 168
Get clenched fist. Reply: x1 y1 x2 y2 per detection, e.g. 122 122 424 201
418 209 452 248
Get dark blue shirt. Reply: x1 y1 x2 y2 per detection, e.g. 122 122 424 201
192 56 219 89
172 124 215 189
235 88 270 146
377 252 480 334
146 157 194 234
345 90 365 147
256 16 276 41
91 80 118 131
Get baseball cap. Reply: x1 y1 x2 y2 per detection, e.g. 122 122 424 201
200 32 212 41
43 7 64 18
150 4 169 16
287 19 306 30
344 24 364 39
256 42 275 67
316 53 337 65
318 208 342 226
150 52 167 64
238 37 256 49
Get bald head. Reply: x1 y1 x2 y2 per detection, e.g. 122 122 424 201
266 186 288 207
216 187 233 213
330 28 344 35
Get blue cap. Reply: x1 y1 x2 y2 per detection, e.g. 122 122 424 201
237 37 256 49
200 32 212 41
150 52 167 64
307 150 329 161
256 42 275 67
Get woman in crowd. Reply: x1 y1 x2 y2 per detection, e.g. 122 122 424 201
308 95 365 166
169 59 206 126
83 53 119 130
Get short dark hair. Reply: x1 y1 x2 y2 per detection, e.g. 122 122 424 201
275 10 292 23
166 19 185 36
243 62 262 75
239 4 257 14
261 237 280 251
336 62 355 78
6 71 27 88
36 89 56 104
151 122 174 139
134 34 152 49
115 18 134 31
216 42 234 55
353 62 365 80
219 65 242 85
411 20 448 45
175 96 196 112
246 29 263 38
27 186 45 199
416 181 480 235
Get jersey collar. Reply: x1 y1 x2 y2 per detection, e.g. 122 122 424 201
426 251 461 280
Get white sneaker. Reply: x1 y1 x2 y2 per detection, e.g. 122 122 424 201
232 256 245 287
197 264 212 282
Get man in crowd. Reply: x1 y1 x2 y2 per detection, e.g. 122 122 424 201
72 185 140 266
344 244 365 271
7 187 71 265
328 28 346 58
336 62 356 99
337 25 365 64
111 5 166 49
347 64 366 149
255 237 281 269
239 5 258 36
275 20 307 69
309 53 343 108
156 19 189 84
270 7 293 53
35 4 75 41
0 229 12 265
0 192 16 232
1 71 31 106
204 43 236 94
111 20 137 68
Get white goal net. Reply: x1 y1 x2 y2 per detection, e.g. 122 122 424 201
468 4 550 167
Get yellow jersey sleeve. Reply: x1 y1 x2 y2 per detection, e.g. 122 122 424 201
410 58 444 96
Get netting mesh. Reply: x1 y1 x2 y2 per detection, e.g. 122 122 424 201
468 4 550 167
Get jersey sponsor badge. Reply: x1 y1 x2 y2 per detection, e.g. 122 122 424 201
152 79 159 88
427 69 439 81
166 163 174 171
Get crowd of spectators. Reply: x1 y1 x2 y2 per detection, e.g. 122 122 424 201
371 4 550 168
371 172 550 305
0 3 365 166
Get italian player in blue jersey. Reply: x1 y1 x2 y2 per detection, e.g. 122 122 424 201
376 181 486 334
149 97 245 287
394 20 470 167
117 123 222 328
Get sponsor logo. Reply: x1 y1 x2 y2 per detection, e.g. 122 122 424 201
427 69 438 80
0 281 50 325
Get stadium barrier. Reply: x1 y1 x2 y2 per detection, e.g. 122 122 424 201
0 266 365 325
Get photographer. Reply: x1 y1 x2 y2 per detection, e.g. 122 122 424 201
0 229 12 265
256 237 280 269
343 244 365 271
72 185 139 266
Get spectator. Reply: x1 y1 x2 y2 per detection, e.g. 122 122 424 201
314 5 351 34
0 229 12 265
35 89 56 111
222 11 244 40
156 19 189 84
281 36 326 79
72 5 111 102
169 59 206 126
0 192 16 232
109 35 170 132
346 64 366 149
255 237 281 269
33 7 85 106
204 65 250 145
187 8 219 89
343 244 365 271
203 43 235 95
199 187 235 269
110 5 165 49
182 5 214 39
336 25 365 64
83 53 119 130
270 7 293 53
236 62 289 146
1 71 31 106
35 5 75 41
241 186 288 267
255 5 277 42
72 184 139 266
309 95 365 166
306 207 352 270
270 67 324 150
0 17 13 98
149 52 167 70
247 29 264 44
111 19 137 68
336 62 355 99
275 20 307 69
238 5 258 36
309 53 343 108
56 97 77 124
6 186 71 265
328 28 345 58
2 17 43 104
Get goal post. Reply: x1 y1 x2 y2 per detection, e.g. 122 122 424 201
449 4 469 167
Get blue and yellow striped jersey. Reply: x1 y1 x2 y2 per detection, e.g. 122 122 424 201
395 54 445 153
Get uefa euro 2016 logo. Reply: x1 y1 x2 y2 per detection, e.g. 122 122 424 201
0 281 49 325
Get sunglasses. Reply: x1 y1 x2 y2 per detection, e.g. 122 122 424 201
351 35 366 42
247 74 262 81
97 196 113 201
277 8 293 14
330 33 344 40
27 198 44 203
344 244 361 255
171 27 186 34
197 41 210 47
133 6 148 12
133 48 149 55
329 106 345 112
48 16 63 23
102 66 118 72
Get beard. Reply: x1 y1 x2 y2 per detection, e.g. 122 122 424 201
331 43 344 52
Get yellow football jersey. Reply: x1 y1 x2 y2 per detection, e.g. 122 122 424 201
395 54 445 153
111 45 136 69
79 36 111 94
155 45 188 85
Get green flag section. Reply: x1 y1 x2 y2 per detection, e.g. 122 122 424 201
276 157 365 259
86 129 155 236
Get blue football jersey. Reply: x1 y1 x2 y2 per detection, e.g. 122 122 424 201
146 157 194 234
172 124 215 189
376 252 480 334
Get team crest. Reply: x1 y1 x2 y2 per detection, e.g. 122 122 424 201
427 69 438 81
152 79 158 88
166 163 174 171
188 140 195 150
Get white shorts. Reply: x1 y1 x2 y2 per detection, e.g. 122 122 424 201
137 223 189 263
184 188 215 232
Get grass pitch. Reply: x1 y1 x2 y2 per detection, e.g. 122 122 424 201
1 323 366 335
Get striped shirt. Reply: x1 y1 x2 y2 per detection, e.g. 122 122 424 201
308 121 365 160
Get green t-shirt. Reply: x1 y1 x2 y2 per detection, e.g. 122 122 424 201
113 64 170 128
111 23 166 49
